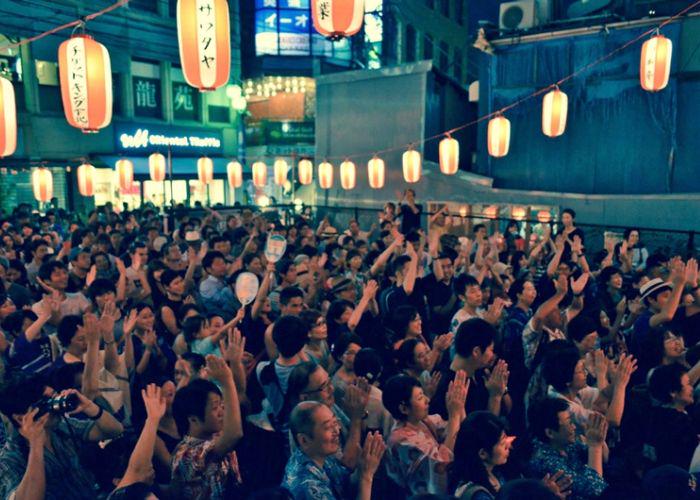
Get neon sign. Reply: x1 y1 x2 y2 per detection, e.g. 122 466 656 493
115 124 223 155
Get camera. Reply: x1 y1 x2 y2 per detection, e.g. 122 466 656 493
34 393 80 419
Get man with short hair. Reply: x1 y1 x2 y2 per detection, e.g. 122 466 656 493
264 287 305 359
26 239 49 288
199 250 228 302
32 261 91 332
269 259 299 315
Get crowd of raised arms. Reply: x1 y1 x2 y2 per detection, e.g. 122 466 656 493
0 190 698 500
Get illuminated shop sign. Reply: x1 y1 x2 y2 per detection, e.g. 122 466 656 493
115 124 223 155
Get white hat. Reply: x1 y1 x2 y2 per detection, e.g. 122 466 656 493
639 277 672 302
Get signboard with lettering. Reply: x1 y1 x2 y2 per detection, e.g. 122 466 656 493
245 120 315 146
114 124 223 155
133 77 161 118
172 82 199 121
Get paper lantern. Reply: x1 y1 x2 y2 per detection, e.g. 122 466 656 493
537 210 552 223
367 156 385 189
483 205 498 219
318 161 333 189
177 0 231 91
32 168 53 203
198 157 214 185
640 34 672 92
488 115 510 158
274 159 288 186
0 77 17 157
312 0 364 40
439 136 459 175
77 163 95 197
227 161 242 188
542 88 568 138
147 153 166 182
115 159 133 191
252 161 267 187
340 160 356 190
298 159 313 185
459 206 468 218
58 35 112 132
402 149 421 183
512 206 527 221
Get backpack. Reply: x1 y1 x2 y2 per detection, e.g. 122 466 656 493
258 362 293 433
455 481 493 500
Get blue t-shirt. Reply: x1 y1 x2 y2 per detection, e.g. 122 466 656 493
9 332 54 374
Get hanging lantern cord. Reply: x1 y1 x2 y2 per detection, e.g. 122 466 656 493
71 19 87 36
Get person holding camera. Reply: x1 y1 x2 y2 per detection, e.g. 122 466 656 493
0 372 124 500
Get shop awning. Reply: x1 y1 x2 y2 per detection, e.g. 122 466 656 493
95 156 231 176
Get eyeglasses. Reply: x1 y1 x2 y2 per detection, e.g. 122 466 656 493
301 378 332 395
315 319 327 327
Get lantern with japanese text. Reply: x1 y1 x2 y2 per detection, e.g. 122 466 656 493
318 161 333 189
77 163 96 197
32 168 53 203
312 0 364 40
439 136 459 175
149 153 166 182
274 159 288 186
298 159 313 185
58 35 112 133
340 160 356 190
367 156 385 189
198 157 214 184
177 0 231 91
542 88 568 138
0 77 17 157
487 115 510 158
640 33 672 92
402 149 421 183
252 161 267 187
227 161 242 188
115 159 133 191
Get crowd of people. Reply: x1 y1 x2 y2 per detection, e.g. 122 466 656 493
0 191 698 500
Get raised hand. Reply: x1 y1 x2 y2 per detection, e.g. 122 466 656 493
220 328 246 366
485 359 509 397
542 470 573 499
343 381 370 421
433 333 454 353
20 408 49 447
35 276 57 295
362 280 379 301
82 312 101 344
123 308 138 336
570 273 589 295
628 298 644 315
685 258 699 287
484 298 505 325
205 354 233 385
425 371 442 399
359 431 386 480
100 300 119 339
585 411 608 447
86 265 97 287
670 257 686 287
615 297 628 317
115 257 127 277
446 370 469 421
554 273 569 296
609 353 637 389
571 235 583 254
142 329 157 348
142 383 166 421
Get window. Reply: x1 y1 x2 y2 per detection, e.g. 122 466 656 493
172 66 200 122
35 60 61 113
440 0 450 17
208 105 230 124
439 41 449 71
0 54 24 111
424 34 433 60
112 73 122 117
405 25 417 62
132 60 162 119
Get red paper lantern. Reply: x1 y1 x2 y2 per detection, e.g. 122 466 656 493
77 163 95 197
340 160 356 190
0 77 17 157
483 205 498 219
402 149 421 183
32 168 53 203
542 88 568 138
512 206 527 221
177 0 231 91
488 115 510 158
312 0 364 40
115 159 134 191
298 159 313 185
640 34 672 92
537 210 552 223
274 159 288 186
58 35 112 132
198 157 214 185
252 161 267 187
149 153 166 182
367 156 385 189
227 161 242 188
439 136 459 175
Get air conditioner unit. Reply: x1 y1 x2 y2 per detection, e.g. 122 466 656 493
500 0 537 31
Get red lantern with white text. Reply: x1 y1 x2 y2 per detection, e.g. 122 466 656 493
0 77 17 157
542 88 568 138
149 153 166 182
640 34 672 92
340 160 356 190
298 159 313 185
312 0 364 40
252 161 267 187
32 168 53 203
439 136 459 175
488 115 510 158
77 163 95 197
227 161 242 188
318 161 333 189
402 149 421 183
115 159 133 191
177 0 231 90
58 35 112 132
367 156 385 189
274 159 288 186
198 157 214 185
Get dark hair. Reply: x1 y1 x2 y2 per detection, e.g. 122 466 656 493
396 338 423 371
242 252 260 267
508 278 530 304
1 309 38 336
391 305 419 340
51 362 85 392
172 379 222 436
182 315 207 343
473 223 486 234
543 344 580 393
129 239 148 254
641 328 676 370
0 373 46 425
181 352 206 373
562 208 576 219
452 411 509 494
567 314 598 344
300 309 323 331
649 363 687 404
382 374 421 421
160 269 182 288
528 397 570 442
87 278 116 302
272 315 309 358
287 360 320 407
57 314 83 348
327 299 353 324
599 266 622 285
332 333 363 362
439 248 458 263
202 250 226 271
70 247 91 262
280 286 304 306
354 348 383 382
623 228 640 240
38 260 66 282
454 318 495 358
391 255 412 277
454 273 480 297
276 259 295 275
30 238 49 254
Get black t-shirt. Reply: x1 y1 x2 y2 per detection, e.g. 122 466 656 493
423 274 457 337
647 406 700 470
429 368 491 420
400 203 423 234
379 279 428 324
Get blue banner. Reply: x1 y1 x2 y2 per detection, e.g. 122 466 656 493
114 123 223 156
